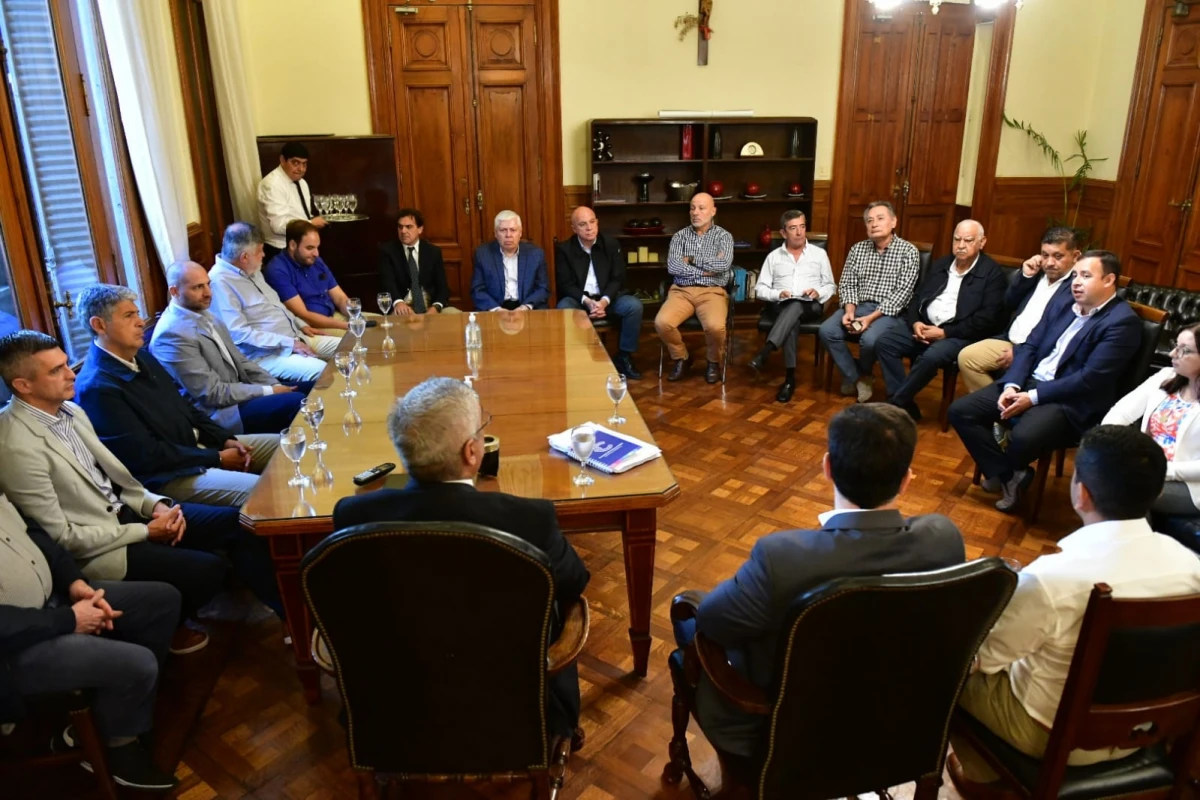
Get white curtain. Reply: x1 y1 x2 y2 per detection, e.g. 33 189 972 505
202 0 260 223
96 0 191 268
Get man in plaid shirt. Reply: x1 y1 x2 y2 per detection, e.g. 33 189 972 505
819 201 919 402
656 193 734 384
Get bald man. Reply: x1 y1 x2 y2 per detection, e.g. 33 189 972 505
149 261 308 435
656 192 735 384
874 220 1008 421
555 206 643 379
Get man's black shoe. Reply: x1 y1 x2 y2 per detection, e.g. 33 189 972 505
667 356 692 382
749 352 767 372
776 381 795 403
103 742 178 791
615 354 642 380
892 399 922 422
705 361 721 384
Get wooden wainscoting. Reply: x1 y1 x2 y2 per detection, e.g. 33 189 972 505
187 221 212 267
983 177 1115 260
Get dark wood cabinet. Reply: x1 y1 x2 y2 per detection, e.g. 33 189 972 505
588 117 818 315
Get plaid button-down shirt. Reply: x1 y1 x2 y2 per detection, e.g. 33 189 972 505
16 399 123 511
838 236 920 316
667 224 735 287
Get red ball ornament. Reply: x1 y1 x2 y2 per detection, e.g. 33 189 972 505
745 182 762 196
707 180 724 197
789 182 803 196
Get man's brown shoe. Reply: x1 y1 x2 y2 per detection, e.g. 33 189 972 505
169 625 209 655
667 356 692 381
705 361 721 384
946 752 1019 799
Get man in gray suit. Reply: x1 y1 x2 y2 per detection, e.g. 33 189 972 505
674 404 965 760
151 261 307 435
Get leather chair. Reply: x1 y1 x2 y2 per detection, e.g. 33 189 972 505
657 274 737 384
1150 513 1200 556
755 235 831 389
1124 281 1200 369
953 583 1200 799
300 521 590 800
663 559 1017 800
0 691 118 799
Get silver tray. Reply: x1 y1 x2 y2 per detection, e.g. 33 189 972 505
323 213 368 222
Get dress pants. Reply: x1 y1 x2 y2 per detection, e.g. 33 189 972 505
655 285 728 362
874 327 970 403
947 380 1079 482
11 580 179 740
1153 480 1200 516
764 299 822 368
957 337 1014 393
155 433 278 508
817 302 909 383
671 615 761 758
236 390 305 435
557 295 644 354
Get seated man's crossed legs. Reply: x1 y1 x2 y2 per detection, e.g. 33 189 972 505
156 433 278 509
655 285 727 383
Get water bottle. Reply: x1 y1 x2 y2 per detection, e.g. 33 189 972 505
465 312 482 348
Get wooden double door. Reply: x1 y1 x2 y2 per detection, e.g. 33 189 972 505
832 1 978 260
387 1 546 305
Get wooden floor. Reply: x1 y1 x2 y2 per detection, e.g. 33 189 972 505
158 329 1077 799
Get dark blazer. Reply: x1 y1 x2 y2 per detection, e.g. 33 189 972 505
905 253 1008 341
378 239 451 309
1004 269 1074 336
554 234 626 303
333 480 590 737
1002 295 1141 431
470 241 550 310
75 343 236 491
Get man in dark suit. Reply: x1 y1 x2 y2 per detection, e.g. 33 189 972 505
555 206 643 379
876 220 1008 421
470 210 550 311
676 403 965 758
378 208 457 315
948 250 1141 513
334 377 589 740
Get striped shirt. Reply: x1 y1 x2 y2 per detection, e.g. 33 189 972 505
838 236 920 316
667 224 735 287
16 399 122 511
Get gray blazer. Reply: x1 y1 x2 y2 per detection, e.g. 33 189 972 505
0 400 168 581
149 301 279 433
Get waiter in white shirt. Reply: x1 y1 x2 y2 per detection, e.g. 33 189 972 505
257 142 326 262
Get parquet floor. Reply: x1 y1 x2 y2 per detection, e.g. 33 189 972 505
162 329 1079 799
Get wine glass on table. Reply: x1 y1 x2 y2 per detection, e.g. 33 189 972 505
606 374 627 426
346 296 363 320
334 351 357 398
280 426 309 488
349 315 367 356
571 423 596 487
301 396 326 452
377 291 393 329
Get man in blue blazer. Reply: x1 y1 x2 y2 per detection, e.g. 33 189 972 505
470 210 550 311
674 403 965 758
948 250 1141 512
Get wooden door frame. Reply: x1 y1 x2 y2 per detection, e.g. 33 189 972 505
360 0 564 251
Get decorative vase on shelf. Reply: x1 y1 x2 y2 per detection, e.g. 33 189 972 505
681 126 694 160
633 173 654 203
710 127 722 160
758 225 773 249
789 127 802 159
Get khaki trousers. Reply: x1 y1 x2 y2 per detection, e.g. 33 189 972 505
951 671 1136 783
957 338 1013 393
654 285 728 362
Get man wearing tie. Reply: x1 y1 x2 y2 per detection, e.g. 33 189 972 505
257 142 326 263
470 210 550 311
378 208 458 315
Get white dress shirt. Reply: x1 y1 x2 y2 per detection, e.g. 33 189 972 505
96 344 139 373
257 165 312 249
578 239 602 298
926 256 978 327
755 243 836 304
977 518 1200 728
502 250 520 301
208 257 305 360
1008 272 1071 345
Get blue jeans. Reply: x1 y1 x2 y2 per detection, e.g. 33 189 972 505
557 295 643 354
818 302 908 384
237 389 306 435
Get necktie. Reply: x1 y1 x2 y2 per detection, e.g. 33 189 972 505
295 182 311 219
407 247 426 313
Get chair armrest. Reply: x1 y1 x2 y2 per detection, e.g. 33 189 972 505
695 633 771 715
670 590 705 623
547 596 590 676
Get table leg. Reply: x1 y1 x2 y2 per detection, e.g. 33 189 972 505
621 509 657 677
270 536 321 705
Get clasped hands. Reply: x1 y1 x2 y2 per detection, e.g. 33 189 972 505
912 322 946 344
218 438 253 472
69 580 123 635
997 385 1034 420
147 500 186 545
583 296 609 319
779 288 819 301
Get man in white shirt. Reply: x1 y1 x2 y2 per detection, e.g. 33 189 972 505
208 222 341 384
748 210 835 403
957 227 1080 394
948 425 1200 794
257 142 326 262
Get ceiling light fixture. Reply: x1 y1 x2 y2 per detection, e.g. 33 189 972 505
872 0 1028 15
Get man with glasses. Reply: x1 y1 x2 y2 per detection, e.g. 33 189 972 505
333 377 590 744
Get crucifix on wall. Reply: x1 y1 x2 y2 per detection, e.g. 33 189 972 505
674 0 714 66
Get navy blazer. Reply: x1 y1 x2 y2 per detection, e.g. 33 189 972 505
1002 295 1141 431
905 253 1008 341
470 241 550 310
1004 270 1074 338
74 343 235 490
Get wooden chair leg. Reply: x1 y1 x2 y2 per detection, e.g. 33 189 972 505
658 342 665 379
1026 451 1054 525
662 662 711 799
70 706 118 800
823 350 835 393
940 371 958 433
1055 447 1066 478
914 772 943 800
972 463 981 486
545 736 570 800
356 771 381 800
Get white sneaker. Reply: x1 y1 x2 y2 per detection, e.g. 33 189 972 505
856 378 874 403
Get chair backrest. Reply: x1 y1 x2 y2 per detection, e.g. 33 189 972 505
808 233 828 251
1035 584 1200 795
1118 308 1167 398
910 241 934 286
989 253 1025 270
300 522 557 775
756 559 1018 799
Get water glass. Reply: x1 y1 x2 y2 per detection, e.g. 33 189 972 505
334 351 357 398
301 396 326 452
349 315 367 355
347 297 363 319
377 292 392 328
571 423 596 487
606 374 627 425
280 426 309 488
348 194 358 213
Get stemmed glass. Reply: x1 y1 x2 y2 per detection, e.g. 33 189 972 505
377 292 393 328
314 195 326 216
349 315 367 356
336 194 348 214
347 194 358 214
301 396 326 452
280 426 309 488
346 297 363 319
607 374 627 425
334 351 357 398
571 423 596 487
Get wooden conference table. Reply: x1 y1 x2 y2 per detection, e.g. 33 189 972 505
239 309 680 703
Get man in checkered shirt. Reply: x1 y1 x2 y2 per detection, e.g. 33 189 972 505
819 201 919 402
655 193 734 384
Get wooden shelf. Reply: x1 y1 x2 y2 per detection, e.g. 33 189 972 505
707 157 815 164
594 200 690 207
592 158 699 165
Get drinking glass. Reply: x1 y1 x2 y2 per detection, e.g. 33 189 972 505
301 396 326 452
334 351 357 398
280 426 309 488
346 297 363 319
314 195 326 216
348 194 358 213
349 315 367 355
571 423 596 487
606 374 627 425
336 194 349 214
377 292 393 328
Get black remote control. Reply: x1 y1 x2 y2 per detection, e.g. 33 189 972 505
353 462 396 486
